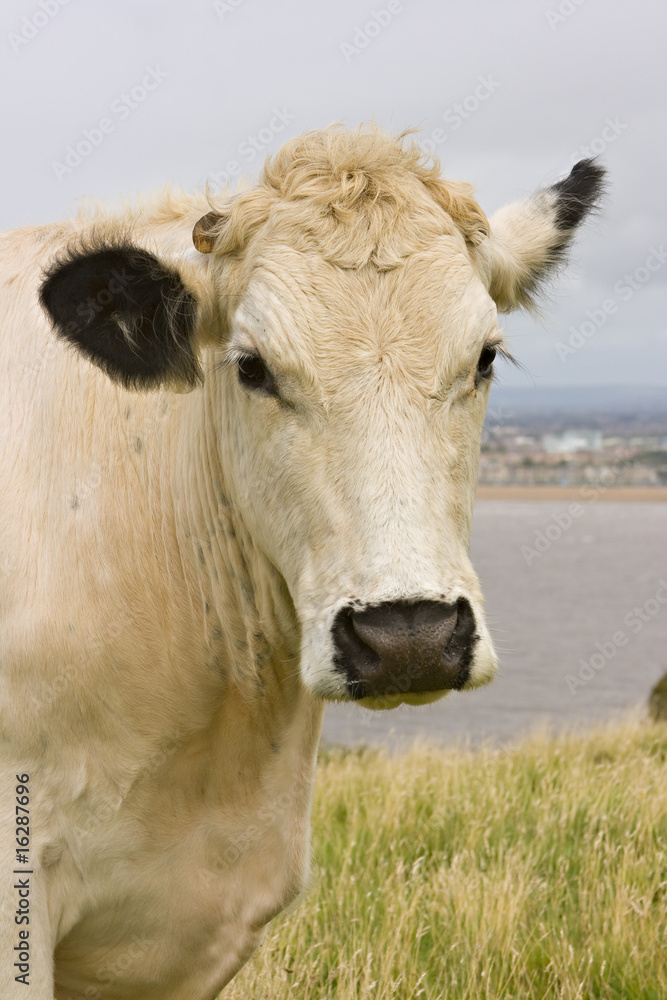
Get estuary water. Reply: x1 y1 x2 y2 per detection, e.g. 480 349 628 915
321 500 667 749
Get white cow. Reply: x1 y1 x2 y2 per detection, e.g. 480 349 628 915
0 126 603 999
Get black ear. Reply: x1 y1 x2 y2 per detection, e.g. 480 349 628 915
549 158 607 236
39 242 201 390
478 159 607 313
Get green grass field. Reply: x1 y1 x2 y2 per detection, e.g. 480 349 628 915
223 715 667 1000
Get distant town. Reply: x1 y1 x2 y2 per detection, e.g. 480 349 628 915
480 384 667 487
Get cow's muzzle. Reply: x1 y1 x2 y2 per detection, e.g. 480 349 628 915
332 597 478 700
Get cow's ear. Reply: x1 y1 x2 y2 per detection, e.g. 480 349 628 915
476 159 606 313
40 242 201 390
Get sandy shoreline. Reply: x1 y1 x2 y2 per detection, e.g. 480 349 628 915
476 486 667 502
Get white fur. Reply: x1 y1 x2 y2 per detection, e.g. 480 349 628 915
0 129 590 998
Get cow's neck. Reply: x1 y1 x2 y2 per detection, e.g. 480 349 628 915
156 380 324 768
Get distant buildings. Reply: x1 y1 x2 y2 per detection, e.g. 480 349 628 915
542 430 603 454
479 421 667 487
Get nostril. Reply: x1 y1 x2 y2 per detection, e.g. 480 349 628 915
331 605 382 679
332 598 478 699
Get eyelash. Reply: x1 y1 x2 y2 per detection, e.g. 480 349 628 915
232 350 279 397
475 338 517 385
218 340 517 396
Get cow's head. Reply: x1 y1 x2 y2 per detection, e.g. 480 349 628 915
40 127 604 708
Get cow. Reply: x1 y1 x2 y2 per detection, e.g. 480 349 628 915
0 125 604 999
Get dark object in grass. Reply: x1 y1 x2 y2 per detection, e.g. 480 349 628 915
648 673 667 722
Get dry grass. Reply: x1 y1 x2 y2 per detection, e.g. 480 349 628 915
222 716 667 999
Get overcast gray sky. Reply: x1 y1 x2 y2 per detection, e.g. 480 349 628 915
1 0 664 387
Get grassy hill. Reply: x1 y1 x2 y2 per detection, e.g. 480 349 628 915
223 716 667 999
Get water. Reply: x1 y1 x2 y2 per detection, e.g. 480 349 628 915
321 500 667 749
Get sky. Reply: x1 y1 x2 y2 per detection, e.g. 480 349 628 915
1 0 664 388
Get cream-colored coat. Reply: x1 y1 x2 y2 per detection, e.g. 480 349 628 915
0 127 602 999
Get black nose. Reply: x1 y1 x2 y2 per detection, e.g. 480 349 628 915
332 598 477 699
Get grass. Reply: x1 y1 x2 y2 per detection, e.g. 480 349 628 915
222 715 667 1000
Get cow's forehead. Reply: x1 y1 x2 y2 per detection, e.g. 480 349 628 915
230 239 497 384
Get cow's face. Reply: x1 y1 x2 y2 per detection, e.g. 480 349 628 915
40 128 604 708
212 240 501 705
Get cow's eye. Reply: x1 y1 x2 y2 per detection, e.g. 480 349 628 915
476 345 497 382
236 353 278 396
